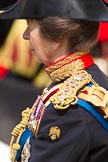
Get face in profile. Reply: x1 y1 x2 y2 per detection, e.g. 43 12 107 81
23 18 70 66
23 19 62 65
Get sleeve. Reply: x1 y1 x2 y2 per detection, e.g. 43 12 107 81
29 104 90 162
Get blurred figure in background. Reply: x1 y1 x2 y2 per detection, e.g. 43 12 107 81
0 19 50 86
93 22 108 75
98 22 108 76
0 19 13 46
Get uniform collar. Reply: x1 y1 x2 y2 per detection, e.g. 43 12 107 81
45 52 94 83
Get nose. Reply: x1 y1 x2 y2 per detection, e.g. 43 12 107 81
23 28 30 40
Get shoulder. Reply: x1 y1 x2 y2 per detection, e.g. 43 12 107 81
87 64 108 90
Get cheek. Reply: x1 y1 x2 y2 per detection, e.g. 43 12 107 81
30 37 36 48
30 31 35 41
30 33 42 48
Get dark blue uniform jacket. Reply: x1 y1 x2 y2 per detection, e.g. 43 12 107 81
29 64 108 162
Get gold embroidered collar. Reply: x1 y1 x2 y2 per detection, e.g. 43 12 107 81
45 52 94 82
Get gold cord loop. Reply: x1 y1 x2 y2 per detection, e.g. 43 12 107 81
10 107 33 162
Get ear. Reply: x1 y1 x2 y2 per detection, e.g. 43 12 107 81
51 41 61 50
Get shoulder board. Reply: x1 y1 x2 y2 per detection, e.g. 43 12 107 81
78 84 108 119
47 69 108 119
48 70 92 110
45 69 108 119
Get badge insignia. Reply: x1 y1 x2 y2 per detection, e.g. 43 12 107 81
28 95 45 136
21 138 31 162
49 126 61 140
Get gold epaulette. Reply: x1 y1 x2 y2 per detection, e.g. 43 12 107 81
40 68 108 119
49 69 108 118
49 70 92 110
78 85 108 119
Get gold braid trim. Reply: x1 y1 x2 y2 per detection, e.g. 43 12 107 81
49 59 84 82
45 52 86 74
49 70 91 110
48 68 108 119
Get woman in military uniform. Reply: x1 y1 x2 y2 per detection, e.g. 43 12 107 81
1 0 108 162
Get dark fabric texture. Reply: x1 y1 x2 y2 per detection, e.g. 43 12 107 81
0 0 17 10
28 64 108 162
0 0 108 22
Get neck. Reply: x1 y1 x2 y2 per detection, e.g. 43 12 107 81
47 39 70 65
